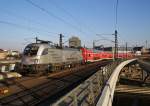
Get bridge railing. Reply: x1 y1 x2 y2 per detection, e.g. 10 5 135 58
96 59 137 106
52 61 121 106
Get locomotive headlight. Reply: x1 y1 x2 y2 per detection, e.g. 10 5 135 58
34 59 39 64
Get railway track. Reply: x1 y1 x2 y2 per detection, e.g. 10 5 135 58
0 60 111 106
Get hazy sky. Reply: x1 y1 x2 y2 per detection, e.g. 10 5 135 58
0 0 150 51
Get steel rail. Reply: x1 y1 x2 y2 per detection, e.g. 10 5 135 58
0 60 110 106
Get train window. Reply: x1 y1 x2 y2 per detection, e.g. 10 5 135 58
24 45 39 56
42 48 48 55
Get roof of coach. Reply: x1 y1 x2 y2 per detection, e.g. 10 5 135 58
28 43 50 47
62 47 80 51
28 43 80 51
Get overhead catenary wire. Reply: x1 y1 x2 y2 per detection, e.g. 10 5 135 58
1 9 66 36
25 0 89 36
95 0 119 49
96 0 119 59
0 20 57 36
48 0 81 26
0 9 58 35
1 9 61 35
0 20 34 31
115 0 119 30
1 9 79 37
48 0 97 34
114 0 119 59
96 34 114 42
95 0 119 43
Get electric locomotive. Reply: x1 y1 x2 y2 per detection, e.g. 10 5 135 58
21 39 83 74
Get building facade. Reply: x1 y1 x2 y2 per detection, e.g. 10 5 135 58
69 36 81 48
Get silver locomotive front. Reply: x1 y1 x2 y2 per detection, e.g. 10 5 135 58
21 43 50 74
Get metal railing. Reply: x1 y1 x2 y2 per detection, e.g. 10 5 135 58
52 61 120 106
96 59 137 106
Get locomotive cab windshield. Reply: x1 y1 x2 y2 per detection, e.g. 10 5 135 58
24 44 39 56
